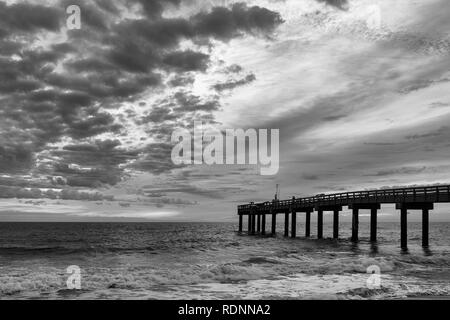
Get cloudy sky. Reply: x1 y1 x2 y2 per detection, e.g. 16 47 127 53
1 0 450 222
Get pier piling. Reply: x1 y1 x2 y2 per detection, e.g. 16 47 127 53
317 210 323 239
251 214 256 235
305 211 311 237
284 211 289 237
401 207 407 249
396 202 433 249
261 214 266 235
351 208 359 242
422 208 429 247
271 212 276 235
333 210 339 239
291 211 296 238
316 206 342 239
370 208 377 242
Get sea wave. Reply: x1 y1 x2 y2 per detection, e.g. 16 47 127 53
1 222 449 299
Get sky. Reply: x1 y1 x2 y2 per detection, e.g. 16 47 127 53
1 0 450 222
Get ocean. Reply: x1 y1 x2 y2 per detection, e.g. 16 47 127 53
0 221 449 299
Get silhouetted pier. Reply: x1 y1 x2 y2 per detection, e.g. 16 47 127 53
237 185 450 248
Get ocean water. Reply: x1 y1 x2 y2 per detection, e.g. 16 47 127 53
0 221 449 300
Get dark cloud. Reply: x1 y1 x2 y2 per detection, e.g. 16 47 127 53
173 91 220 112
0 2 62 34
115 18 193 50
143 197 198 207
65 112 123 139
302 173 319 180
135 0 182 19
368 166 427 177
163 50 210 72
399 78 450 94
0 0 283 193
168 74 195 87
42 139 139 188
222 64 243 74
142 184 233 199
316 0 349 10
0 145 34 174
0 185 113 201
364 142 401 146
131 142 184 174
140 107 178 123
213 73 256 92
192 3 284 41
430 102 449 109
322 114 347 122
405 127 449 140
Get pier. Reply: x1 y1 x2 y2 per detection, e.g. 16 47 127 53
237 185 450 248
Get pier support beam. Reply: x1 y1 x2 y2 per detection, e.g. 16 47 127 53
238 214 243 233
400 208 407 249
305 211 311 237
293 208 314 238
422 209 429 247
247 214 251 235
257 214 261 233
333 210 339 239
317 210 323 239
351 208 359 242
261 214 266 235
348 204 380 242
271 212 277 235
314 205 342 239
251 214 256 235
370 208 377 242
284 211 289 237
396 202 433 248
291 211 297 238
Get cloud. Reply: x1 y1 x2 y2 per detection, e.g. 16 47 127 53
0 2 62 33
0 145 34 174
405 127 449 140
367 166 427 177
143 197 198 207
173 91 221 112
131 142 184 174
302 173 319 180
142 183 242 199
0 185 113 201
0 0 283 195
163 50 210 72
316 0 349 10
39 139 139 188
135 0 181 19
168 74 195 87
192 3 284 41
213 73 256 92
322 114 347 122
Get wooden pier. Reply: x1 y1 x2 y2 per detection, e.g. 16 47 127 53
237 185 450 248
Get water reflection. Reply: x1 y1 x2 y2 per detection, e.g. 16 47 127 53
422 246 433 256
